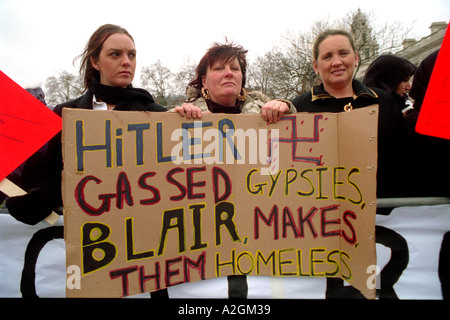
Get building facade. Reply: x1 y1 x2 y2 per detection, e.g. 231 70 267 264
355 19 448 80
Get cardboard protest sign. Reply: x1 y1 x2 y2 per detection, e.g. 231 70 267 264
416 24 450 139
63 107 378 299
0 70 62 181
2 202 450 299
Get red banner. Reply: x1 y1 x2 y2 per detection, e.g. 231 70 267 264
416 24 450 139
0 71 62 180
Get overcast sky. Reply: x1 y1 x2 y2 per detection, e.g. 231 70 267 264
0 0 449 89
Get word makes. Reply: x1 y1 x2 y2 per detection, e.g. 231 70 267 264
254 204 357 245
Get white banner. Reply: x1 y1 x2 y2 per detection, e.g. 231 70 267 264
0 203 449 299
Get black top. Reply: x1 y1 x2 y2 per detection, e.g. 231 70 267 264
207 99 241 114
292 80 409 198
6 85 166 225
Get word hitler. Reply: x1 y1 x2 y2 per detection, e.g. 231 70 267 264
73 115 323 172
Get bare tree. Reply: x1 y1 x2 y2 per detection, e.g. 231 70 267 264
247 51 279 97
44 70 84 106
247 9 412 99
173 57 197 95
42 10 412 109
140 58 197 108
140 60 177 107
247 20 341 100
346 9 413 76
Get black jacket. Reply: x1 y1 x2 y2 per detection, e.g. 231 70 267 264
49 89 167 204
53 89 166 115
292 80 409 198
6 89 166 224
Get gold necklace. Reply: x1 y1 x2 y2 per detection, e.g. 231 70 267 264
344 102 353 112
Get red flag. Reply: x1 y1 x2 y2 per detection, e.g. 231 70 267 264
416 23 450 139
0 70 62 181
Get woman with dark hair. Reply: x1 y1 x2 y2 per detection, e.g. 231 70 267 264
409 50 439 113
292 29 407 198
6 24 166 225
62 23 166 112
363 54 417 117
173 40 296 123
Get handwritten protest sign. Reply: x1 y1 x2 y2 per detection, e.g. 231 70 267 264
63 107 378 299
416 24 450 139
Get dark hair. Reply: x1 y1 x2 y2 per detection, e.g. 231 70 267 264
187 40 248 100
313 29 357 61
363 54 417 93
75 24 134 90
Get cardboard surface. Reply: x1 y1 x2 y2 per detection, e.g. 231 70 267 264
62 107 378 298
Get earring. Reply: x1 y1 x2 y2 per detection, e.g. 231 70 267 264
201 87 210 100
237 88 247 101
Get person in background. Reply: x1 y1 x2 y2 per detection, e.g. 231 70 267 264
6 24 166 225
0 88 51 208
404 49 450 197
26 87 51 109
408 50 439 123
363 54 417 118
173 40 296 123
409 48 449 298
292 29 407 198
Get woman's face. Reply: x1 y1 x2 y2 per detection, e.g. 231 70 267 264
91 33 136 88
395 77 412 96
202 58 243 106
313 35 359 91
